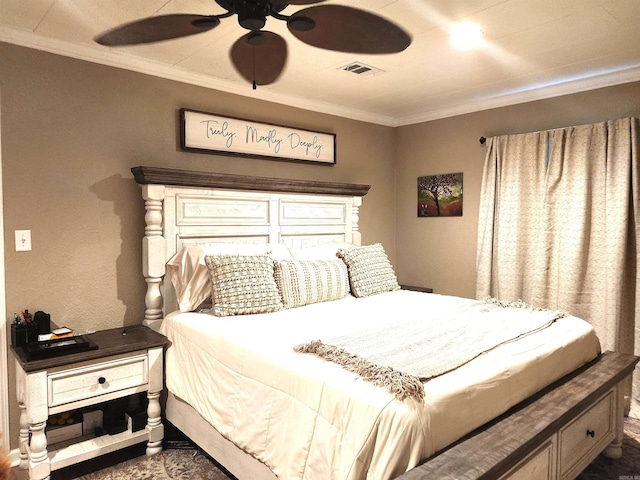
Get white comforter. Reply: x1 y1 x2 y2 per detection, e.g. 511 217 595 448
160 290 600 480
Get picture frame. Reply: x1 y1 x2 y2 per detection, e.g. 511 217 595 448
180 108 336 165
417 172 463 217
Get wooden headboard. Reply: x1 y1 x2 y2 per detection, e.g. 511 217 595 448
132 166 370 330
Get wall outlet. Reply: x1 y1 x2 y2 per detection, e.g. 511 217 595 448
15 230 31 251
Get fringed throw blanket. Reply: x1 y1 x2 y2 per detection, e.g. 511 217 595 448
294 297 567 402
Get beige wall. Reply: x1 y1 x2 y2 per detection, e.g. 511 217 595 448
2 40 640 451
395 81 640 298
0 43 397 448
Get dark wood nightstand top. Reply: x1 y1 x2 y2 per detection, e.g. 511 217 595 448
11 326 167 372
400 285 434 293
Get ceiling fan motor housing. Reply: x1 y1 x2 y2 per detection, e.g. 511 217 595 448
216 0 290 31
238 3 266 30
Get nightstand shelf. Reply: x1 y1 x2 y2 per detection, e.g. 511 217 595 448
12 326 167 480
48 429 149 470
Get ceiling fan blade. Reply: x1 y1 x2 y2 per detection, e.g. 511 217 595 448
287 5 411 54
231 31 287 87
95 14 220 46
287 1 327 4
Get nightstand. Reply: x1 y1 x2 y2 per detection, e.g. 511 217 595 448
400 284 433 293
11 326 167 480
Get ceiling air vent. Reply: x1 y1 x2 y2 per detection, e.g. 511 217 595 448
339 62 383 77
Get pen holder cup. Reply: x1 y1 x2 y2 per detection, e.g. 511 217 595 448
11 323 39 348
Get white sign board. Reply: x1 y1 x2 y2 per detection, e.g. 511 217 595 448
181 109 336 165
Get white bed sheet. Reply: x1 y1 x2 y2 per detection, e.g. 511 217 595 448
160 290 601 480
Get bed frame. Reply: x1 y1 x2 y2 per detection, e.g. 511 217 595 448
132 165 638 480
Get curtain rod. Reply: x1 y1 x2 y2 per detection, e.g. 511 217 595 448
478 116 637 147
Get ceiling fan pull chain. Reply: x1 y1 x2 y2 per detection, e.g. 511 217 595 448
252 44 257 90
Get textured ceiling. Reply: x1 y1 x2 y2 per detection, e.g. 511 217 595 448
1 0 639 126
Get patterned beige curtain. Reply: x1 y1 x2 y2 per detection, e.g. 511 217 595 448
476 131 550 301
476 117 640 416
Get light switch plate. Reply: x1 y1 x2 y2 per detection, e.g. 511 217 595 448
15 230 31 251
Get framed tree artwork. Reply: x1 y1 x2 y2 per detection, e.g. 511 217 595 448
417 172 463 217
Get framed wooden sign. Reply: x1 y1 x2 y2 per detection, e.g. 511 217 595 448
180 109 336 165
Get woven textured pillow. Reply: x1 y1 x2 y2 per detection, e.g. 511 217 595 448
337 243 400 297
274 259 349 309
204 254 283 316
167 242 293 312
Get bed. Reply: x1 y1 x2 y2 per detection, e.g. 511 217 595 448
132 165 638 480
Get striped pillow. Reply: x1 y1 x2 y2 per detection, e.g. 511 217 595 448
337 243 400 297
274 259 349 309
204 254 283 316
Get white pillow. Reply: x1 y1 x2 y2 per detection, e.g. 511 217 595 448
290 242 355 261
166 242 293 312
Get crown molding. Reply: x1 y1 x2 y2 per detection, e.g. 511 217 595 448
0 26 396 126
394 64 640 126
2 26 640 128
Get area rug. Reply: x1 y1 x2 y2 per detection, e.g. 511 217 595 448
56 447 231 480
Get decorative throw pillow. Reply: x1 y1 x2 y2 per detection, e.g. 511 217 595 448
168 242 293 312
274 259 349 309
337 243 400 297
204 254 283 316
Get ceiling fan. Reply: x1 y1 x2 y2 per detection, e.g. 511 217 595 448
94 0 411 89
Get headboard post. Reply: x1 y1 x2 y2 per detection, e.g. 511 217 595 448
352 197 362 246
142 184 167 330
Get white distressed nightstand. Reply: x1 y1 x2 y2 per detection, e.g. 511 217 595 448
11 326 167 480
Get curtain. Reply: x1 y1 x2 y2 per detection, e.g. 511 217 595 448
476 117 640 416
476 131 550 301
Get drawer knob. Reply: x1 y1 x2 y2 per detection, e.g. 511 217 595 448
586 429 595 438
98 377 106 385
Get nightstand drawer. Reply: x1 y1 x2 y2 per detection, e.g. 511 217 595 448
48 354 149 407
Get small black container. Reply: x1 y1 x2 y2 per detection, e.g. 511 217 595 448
34 311 51 334
11 323 39 347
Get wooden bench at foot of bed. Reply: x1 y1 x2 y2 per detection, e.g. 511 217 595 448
397 351 638 480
